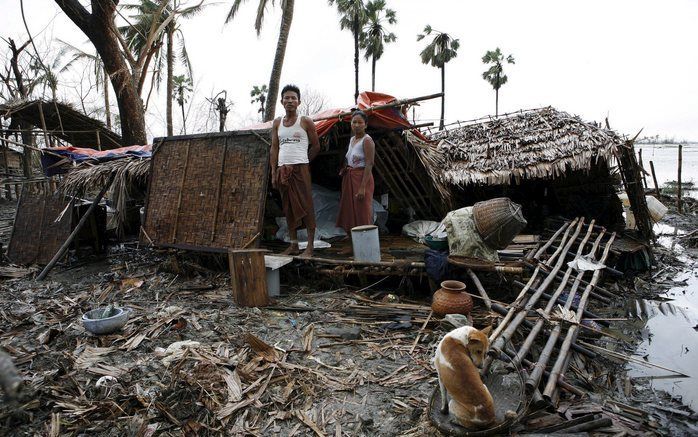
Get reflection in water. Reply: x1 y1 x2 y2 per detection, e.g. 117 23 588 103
627 271 698 412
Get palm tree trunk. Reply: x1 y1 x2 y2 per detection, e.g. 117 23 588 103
440 64 445 130
495 88 499 117
264 0 294 122
103 67 112 130
353 14 359 102
371 55 376 91
166 26 174 136
181 101 186 135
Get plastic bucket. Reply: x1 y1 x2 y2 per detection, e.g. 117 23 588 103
351 225 380 262
266 268 280 297
646 195 668 223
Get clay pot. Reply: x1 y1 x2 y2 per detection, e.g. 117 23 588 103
431 280 473 316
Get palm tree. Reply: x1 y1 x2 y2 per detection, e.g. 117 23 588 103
482 48 515 116
225 0 295 122
58 40 113 129
417 25 459 130
121 1 205 135
359 0 396 92
250 84 268 121
173 74 192 134
329 0 368 102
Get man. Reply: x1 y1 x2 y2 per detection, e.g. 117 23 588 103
271 84 321 257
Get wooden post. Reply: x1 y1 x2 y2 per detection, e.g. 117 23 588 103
638 149 648 189
649 161 660 196
1 130 9 200
617 141 653 240
36 174 115 281
229 249 269 307
96 130 102 151
37 102 50 148
677 144 683 214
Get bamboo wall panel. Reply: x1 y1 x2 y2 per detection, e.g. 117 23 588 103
143 132 269 252
7 192 72 264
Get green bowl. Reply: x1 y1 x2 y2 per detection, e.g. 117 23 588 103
424 235 448 250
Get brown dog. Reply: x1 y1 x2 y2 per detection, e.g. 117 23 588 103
434 326 495 429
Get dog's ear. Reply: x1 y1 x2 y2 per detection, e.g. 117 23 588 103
480 325 493 337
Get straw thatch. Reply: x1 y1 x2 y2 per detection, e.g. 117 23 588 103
405 131 453 208
60 158 150 235
429 107 625 186
0 99 123 149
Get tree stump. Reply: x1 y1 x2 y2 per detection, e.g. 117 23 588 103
229 249 269 307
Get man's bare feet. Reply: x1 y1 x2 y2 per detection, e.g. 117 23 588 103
299 247 313 258
280 244 300 256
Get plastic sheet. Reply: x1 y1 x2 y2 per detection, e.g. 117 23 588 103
275 184 386 243
402 220 446 243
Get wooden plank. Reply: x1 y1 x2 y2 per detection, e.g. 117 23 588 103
229 249 269 307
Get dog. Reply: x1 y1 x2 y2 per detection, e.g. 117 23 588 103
434 325 496 429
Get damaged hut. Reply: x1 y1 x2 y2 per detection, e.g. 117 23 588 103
428 107 626 230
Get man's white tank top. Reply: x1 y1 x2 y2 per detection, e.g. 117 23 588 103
277 116 309 165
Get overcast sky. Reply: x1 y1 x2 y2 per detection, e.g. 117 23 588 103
3 0 698 142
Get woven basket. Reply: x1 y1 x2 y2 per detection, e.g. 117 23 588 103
473 198 527 249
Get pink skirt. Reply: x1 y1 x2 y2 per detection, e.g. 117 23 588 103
336 167 374 233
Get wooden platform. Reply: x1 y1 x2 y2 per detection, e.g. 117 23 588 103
261 234 540 277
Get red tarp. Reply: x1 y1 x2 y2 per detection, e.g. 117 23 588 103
246 91 423 139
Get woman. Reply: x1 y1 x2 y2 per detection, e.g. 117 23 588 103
336 110 375 242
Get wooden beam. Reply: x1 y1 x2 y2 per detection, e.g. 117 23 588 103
312 92 443 122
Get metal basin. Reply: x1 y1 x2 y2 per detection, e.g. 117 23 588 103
82 307 132 335
429 360 526 436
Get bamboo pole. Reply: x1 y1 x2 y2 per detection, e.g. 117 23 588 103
37 102 52 148
466 269 491 310
638 148 648 189
511 223 598 368
512 280 609 326
498 344 585 397
312 92 443 122
299 256 424 269
489 220 575 344
36 174 115 281
524 231 606 391
542 233 617 400
522 260 616 299
649 161 660 196
488 219 585 357
677 144 683 214
490 303 596 358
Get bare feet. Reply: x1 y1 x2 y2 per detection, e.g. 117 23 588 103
299 247 313 258
280 244 300 256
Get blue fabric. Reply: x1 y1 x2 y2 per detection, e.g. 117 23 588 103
425 249 450 283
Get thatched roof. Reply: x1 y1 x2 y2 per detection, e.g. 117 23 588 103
0 99 123 149
428 107 625 186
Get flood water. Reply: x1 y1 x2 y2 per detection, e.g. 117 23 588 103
635 143 697 197
626 226 698 411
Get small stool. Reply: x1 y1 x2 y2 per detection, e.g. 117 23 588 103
264 255 293 297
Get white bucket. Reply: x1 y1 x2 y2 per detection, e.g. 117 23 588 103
266 268 280 297
351 225 380 262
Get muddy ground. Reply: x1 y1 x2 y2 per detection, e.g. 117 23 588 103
1 196 698 436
